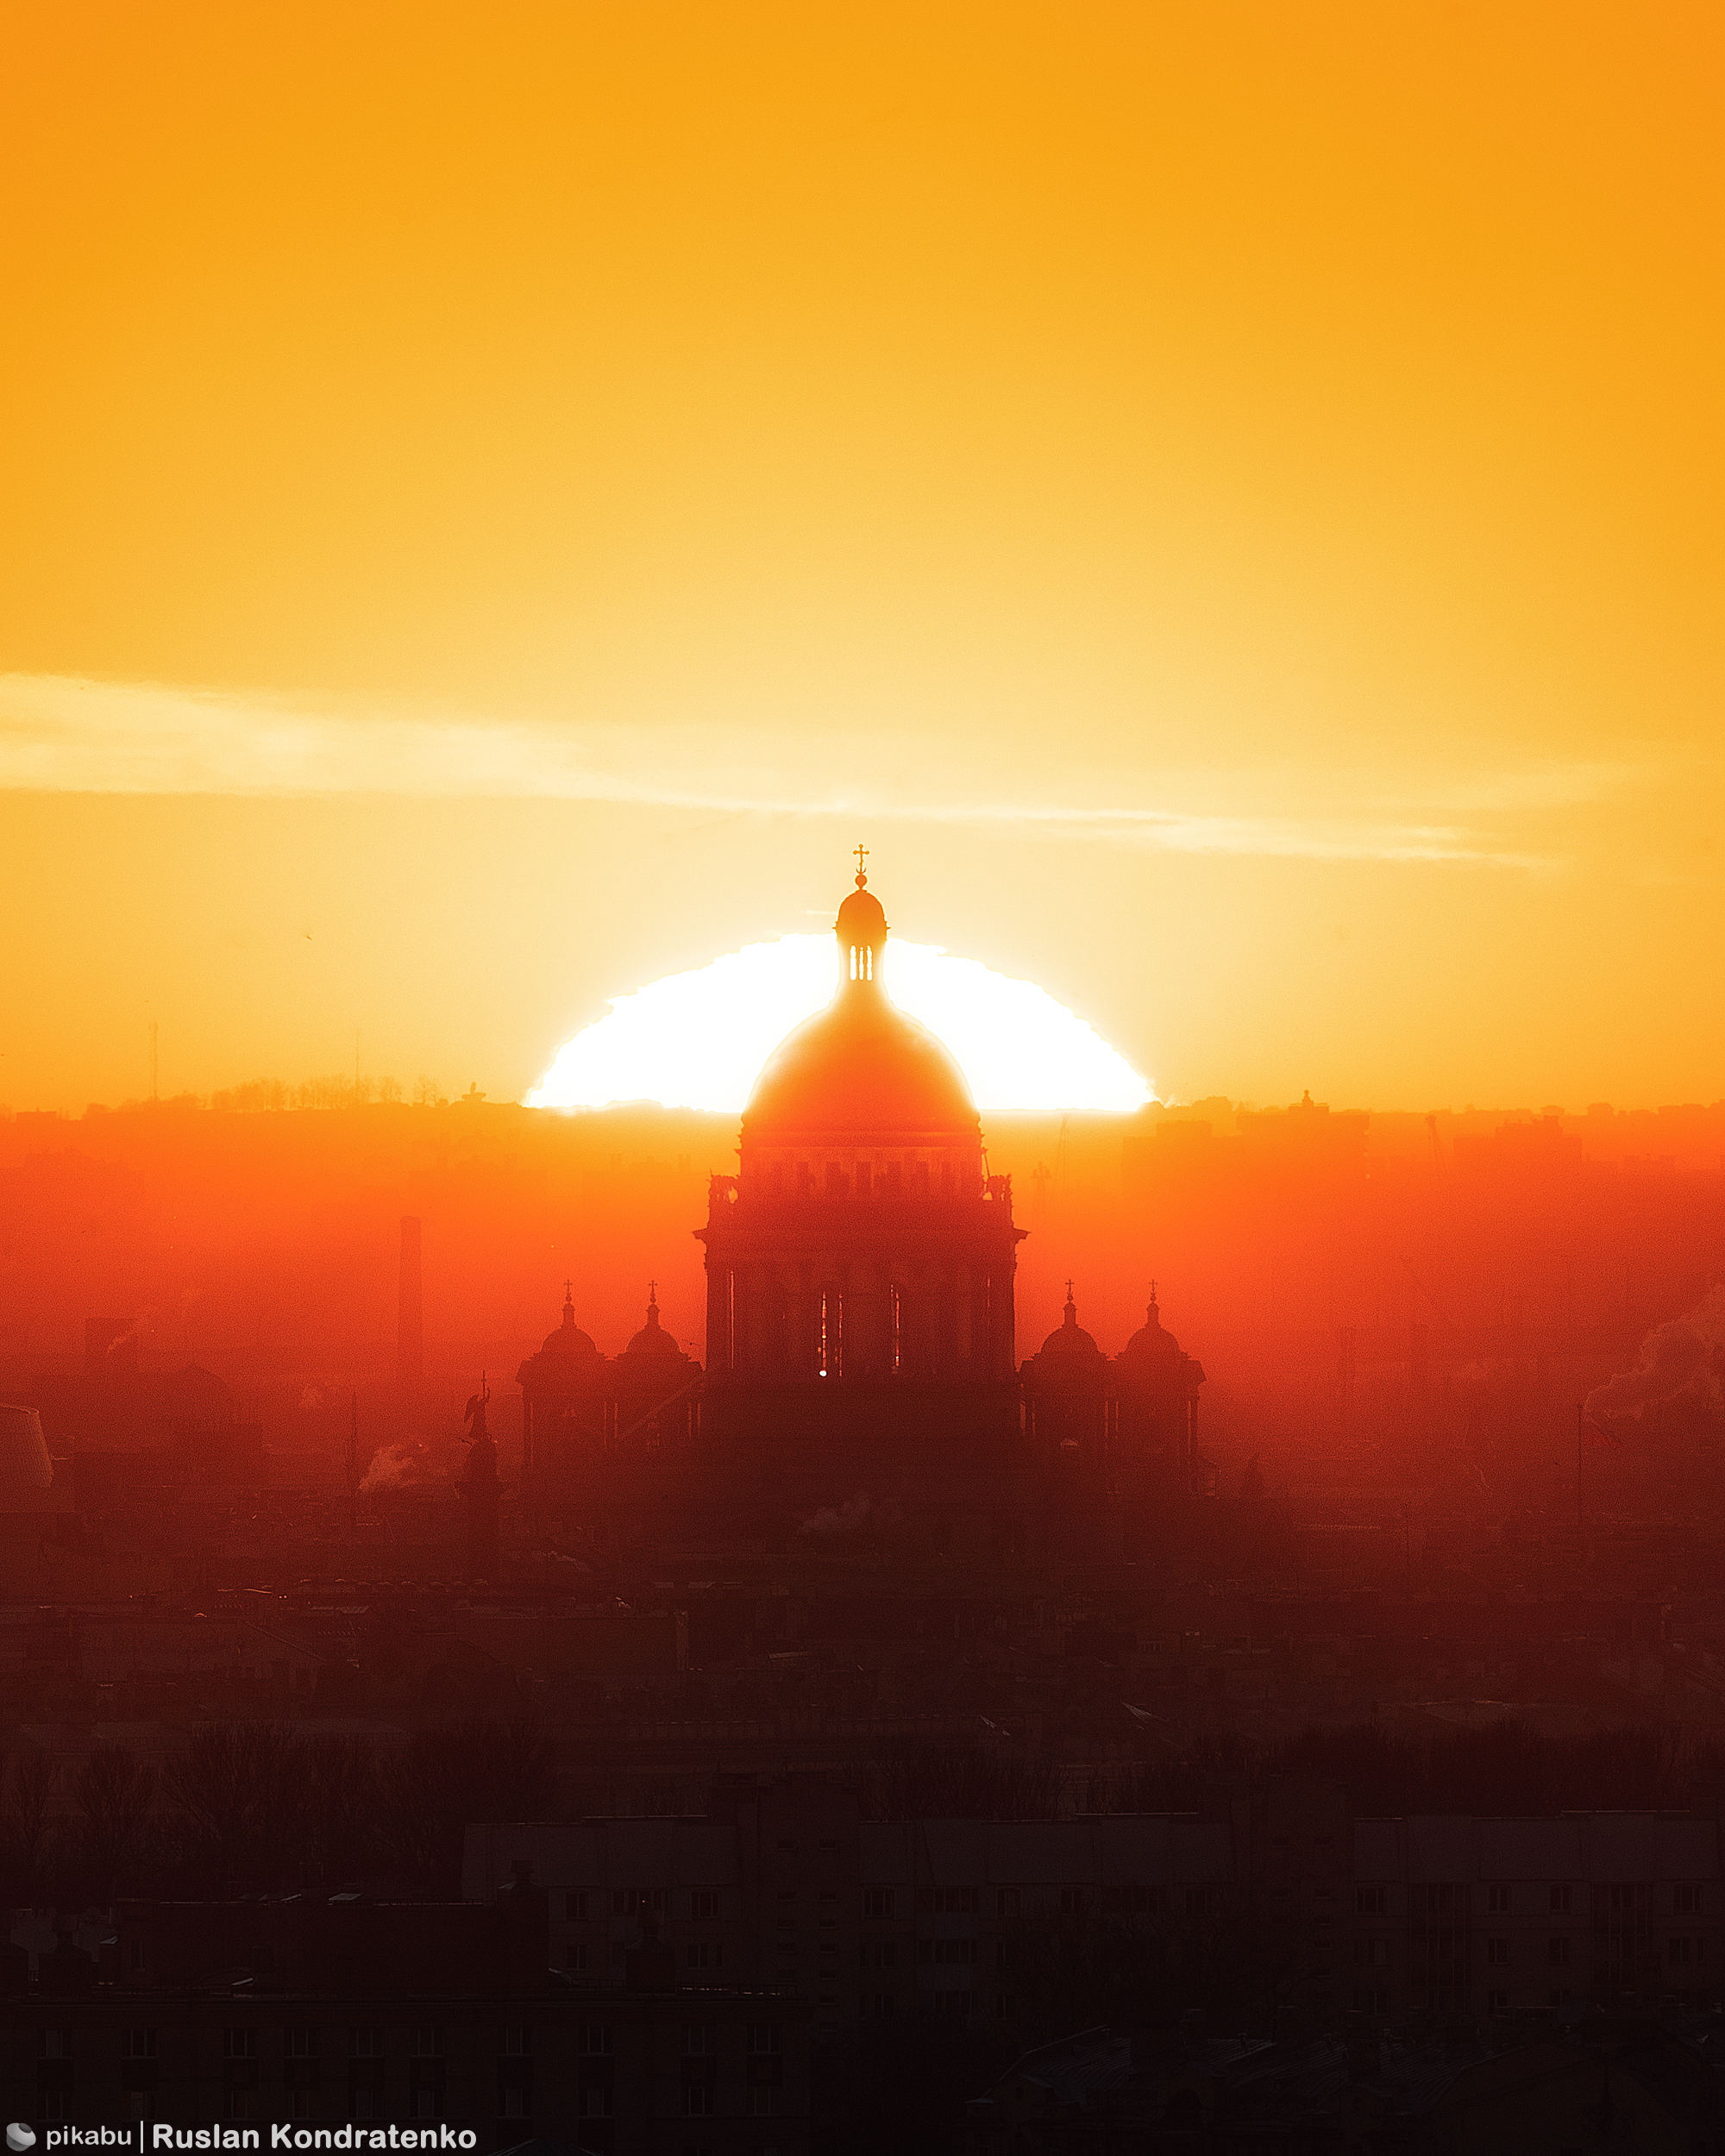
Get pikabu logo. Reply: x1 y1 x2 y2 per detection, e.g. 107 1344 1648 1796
9 2128 38 2153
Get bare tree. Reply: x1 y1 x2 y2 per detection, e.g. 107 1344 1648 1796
163 1724 302 1897
4 1746 60 1900
74 1745 155 1903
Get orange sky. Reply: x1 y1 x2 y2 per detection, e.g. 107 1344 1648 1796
2 3 1720 1113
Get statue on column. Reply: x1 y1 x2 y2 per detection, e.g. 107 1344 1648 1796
458 1375 500 1583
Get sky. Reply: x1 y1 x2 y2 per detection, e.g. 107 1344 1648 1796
2 3 1720 1114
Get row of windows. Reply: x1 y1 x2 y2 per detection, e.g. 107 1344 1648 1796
1358 1883 1707 1915
97 2028 532 2062
560 1889 724 1921
756 1160 971 1200
565 1878 1708 1922
864 1884 1218 1920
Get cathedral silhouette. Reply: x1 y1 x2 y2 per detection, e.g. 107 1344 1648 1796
518 861 1209 1552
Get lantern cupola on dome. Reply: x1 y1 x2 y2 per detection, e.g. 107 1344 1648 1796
835 844 888 987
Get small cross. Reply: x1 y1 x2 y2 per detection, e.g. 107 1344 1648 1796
853 843 869 883
648 1279 658 1306
1064 1278 1074 1300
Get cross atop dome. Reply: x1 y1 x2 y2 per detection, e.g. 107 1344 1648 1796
853 842 869 887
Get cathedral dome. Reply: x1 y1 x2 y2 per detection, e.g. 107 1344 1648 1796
1035 1288 1106 1368
1120 1288 1182 1368
621 1289 687 1377
537 1288 600 1364
743 864 976 1136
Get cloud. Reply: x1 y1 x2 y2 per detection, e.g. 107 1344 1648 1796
0 669 1546 864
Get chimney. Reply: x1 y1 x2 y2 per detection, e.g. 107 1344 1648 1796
397 1217 423 1397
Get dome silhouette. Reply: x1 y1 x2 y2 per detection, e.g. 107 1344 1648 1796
622 1288 687 1377
1120 1287 1182 1369
743 866 976 1136
536 1287 600 1365
1034 1287 1107 1369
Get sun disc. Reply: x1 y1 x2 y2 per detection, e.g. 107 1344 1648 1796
525 937 1151 1113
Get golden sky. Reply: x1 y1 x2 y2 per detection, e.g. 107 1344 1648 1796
2 3 1720 1112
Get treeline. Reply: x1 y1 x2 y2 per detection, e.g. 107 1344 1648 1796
0 1718 554 1909
85 1075 450 1114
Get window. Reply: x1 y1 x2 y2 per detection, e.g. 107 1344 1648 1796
996 1889 1019 1919
1487 1988 1509 2013
684 2085 712 2117
129 1938 147 1971
691 1890 720 1921
225 2094 258 2122
750 2089 779 2118
1676 1885 1704 1915
1671 1936 1705 1965
567 1943 587 1971
825 1164 846 1199
1118 1887 1167 1917
1059 1888 1085 1916
1183 1887 1220 1918
1549 1886 1572 1915
40 2032 72 2060
1549 1937 1571 1965
747 2025 781 2055
1352 1986 1389 2015
915 1887 978 1914
1356 1887 1388 1915
918 1939 978 1965
1488 1937 1510 1965
122 2031 157 2060
499 2028 531 2057
580 2028 613 2058
819 1288 843 1377
581 2087 613 2119
913 1160 930 1196
855 1163 871 1199
687 1942 724 1970
563 1890 590 1921
223 2030 258 2059
285 2030 318 2059
1487 1885 1511 1915
863 1889 894 1919
683 2024 717 2055
1354 1938 1389 1967
886 1161 902 1198
411 2028 444 2059
349 2029 382 2059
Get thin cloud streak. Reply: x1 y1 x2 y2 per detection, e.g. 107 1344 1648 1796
0 672 1542 866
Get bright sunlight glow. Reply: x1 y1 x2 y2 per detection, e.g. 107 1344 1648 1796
525 937 1153 1113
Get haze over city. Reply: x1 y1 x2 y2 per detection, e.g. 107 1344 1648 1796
2 7 1722 2152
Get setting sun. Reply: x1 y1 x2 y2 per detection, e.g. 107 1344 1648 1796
525 935 1152 1114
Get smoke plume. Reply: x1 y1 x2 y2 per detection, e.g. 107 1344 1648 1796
1586 1286 1725 1419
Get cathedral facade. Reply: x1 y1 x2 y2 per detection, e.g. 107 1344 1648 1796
696 866 1023 1452
518 865 1212 1543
